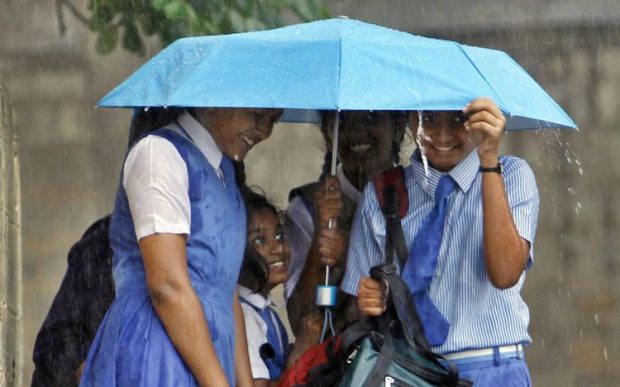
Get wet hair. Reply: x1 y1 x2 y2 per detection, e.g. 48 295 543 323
127 107 186 148
234 164 281 293
318 110 408 178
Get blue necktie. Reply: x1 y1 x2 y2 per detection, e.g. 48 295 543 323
402 174 456 346
257 307 289 379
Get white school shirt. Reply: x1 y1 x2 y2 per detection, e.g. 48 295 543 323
238 285 286 380
123 111 225 240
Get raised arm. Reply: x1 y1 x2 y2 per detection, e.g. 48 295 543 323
464 97 530 289
141 233 229 387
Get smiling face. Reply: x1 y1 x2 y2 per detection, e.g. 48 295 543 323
247 209 290 289
196 108 283 161
411 111 476 172
321 111 405 187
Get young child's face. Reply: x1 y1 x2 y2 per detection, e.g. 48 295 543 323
247 209 290 287
411 111 476 172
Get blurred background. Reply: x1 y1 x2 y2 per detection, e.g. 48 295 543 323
1 0 619 385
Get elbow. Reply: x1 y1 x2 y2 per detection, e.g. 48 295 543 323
486 249 529 290
147 278 187 308
489 274 519 290
486 259 523 289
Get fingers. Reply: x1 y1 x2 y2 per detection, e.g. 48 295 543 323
315 176 342 199
463 97 503 120
463 97 505 160
357 277 388 316
317 203 342 227
317 228 346 267
464 99 505 130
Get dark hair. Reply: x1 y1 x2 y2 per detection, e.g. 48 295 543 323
127 107 186 148
237 187 280 293
318 110 408 178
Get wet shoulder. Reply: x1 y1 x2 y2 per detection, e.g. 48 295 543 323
501 155 535 176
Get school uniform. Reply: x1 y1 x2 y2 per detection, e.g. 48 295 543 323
80 112 246 386
342 149 539 386
238 285 290 380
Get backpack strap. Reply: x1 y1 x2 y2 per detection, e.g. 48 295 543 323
372 166 409 271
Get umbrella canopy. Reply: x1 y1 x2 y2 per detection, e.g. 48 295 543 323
98 18 577 131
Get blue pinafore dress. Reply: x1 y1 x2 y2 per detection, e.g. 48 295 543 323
80 127 246 386
240 297 290 380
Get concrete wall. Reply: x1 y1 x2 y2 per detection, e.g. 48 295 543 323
0 83 22 387
1 0 620 385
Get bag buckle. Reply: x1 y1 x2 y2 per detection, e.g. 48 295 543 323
346 347 358 364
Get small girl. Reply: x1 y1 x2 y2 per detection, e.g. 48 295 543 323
238 189 320 387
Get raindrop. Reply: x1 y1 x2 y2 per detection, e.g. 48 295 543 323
579 330 584 339
567 187 575 195
574 202 582 215
569 343 573 353
594 313 599 325
603 347 608 361
540 338 545 350
415 111 430 182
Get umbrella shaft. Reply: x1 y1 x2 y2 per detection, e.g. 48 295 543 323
330 111 340 176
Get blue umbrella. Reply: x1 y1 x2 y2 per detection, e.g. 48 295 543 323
98 18 577 131
99 18 578 341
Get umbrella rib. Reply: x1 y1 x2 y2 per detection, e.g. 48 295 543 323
336 21 343 110
455 44 509 112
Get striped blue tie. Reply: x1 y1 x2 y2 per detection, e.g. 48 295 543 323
402 174 456 346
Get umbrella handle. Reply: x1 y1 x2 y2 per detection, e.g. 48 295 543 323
316 218 338 308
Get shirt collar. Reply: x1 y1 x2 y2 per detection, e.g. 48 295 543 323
336 164 363 204
237 285 273 310
409 148 480 196
174 111 223 171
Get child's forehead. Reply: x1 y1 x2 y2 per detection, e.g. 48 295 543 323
249 209 281 227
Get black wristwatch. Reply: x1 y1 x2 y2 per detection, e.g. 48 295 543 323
479 162 502 174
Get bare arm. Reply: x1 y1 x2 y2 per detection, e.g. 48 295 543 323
140 233 229 387
464 98 529 289
234 290 254 387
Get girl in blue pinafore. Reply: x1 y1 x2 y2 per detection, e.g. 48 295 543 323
237 188 322 387
80 107 282 387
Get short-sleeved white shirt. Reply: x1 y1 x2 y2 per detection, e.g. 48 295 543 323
123 111 224 240
238 285 286 380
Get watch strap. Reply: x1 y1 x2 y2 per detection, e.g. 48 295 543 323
479 162 502 173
